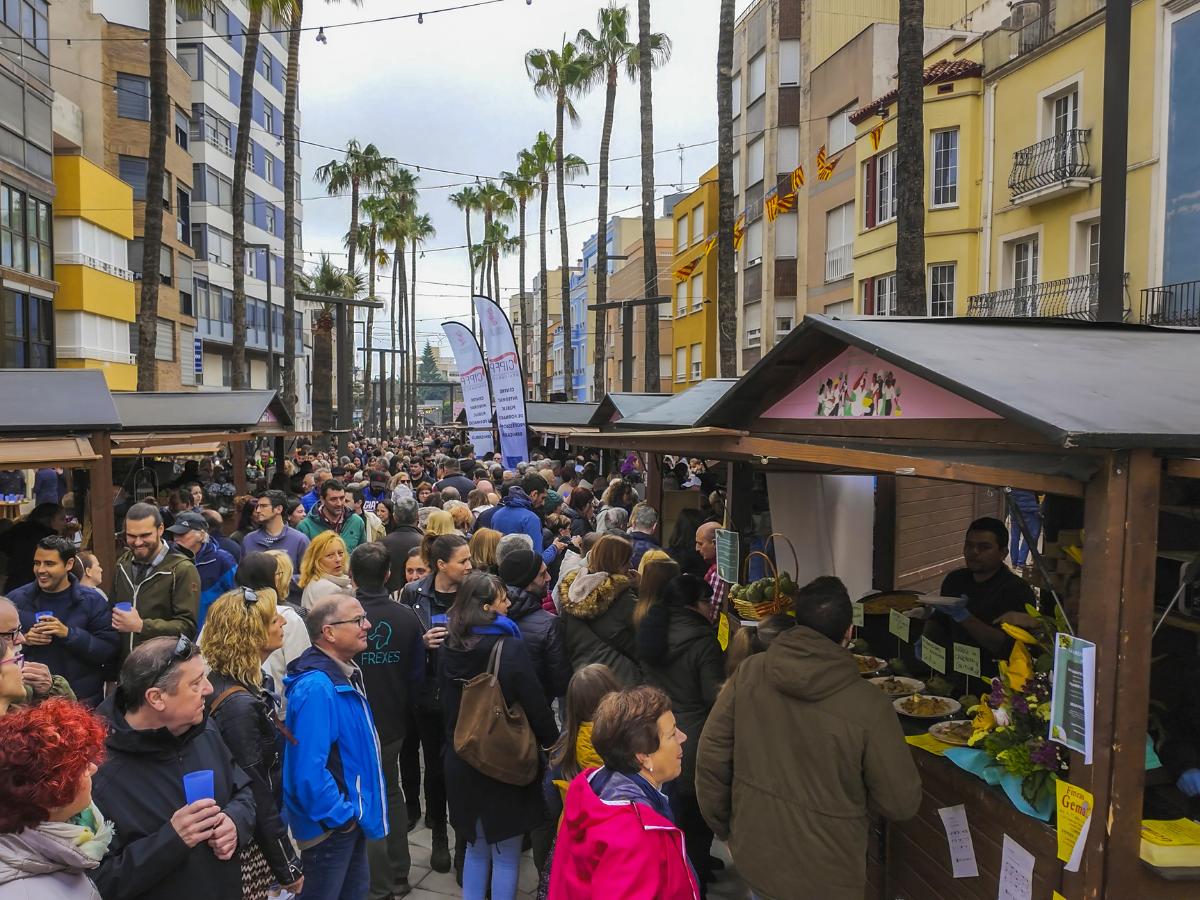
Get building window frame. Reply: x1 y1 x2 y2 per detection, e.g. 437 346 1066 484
863 148 898 229
828 102 857 154
930 128 959 208
116 72 150 121
928 263 956 316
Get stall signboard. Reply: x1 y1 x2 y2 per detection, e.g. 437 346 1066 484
889 608 911 642
715 528 739 584
474 295 529 467
852 602 864 627
953 643 981 678
921 636 947 674
1055 781 1093 872
1049 633 1096 765
762 346 1002 420
442 322 495 456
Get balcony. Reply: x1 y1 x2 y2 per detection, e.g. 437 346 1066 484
825 243 852 283
1142 280 1200 327
1009 129 1091 203
982 1 1105 71
967 272 1117 320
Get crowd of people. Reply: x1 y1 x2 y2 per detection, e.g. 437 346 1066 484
0 433 948 900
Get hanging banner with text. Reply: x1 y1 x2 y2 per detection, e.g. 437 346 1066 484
442 322 495 457
474 295 530 467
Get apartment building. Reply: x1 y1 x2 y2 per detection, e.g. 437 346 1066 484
177 0 308 407
0 0 56 370
530 266 566 399
505 289 534 393
668 166 717 391
604 235 674 394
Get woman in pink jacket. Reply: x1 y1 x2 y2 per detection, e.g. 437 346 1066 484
549 685 700 900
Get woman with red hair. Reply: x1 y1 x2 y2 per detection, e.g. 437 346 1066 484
0 697 111 899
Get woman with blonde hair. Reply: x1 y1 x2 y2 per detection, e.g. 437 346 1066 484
235 551 311 701
469 527 502 574
632 554 679 629
446 501 475 535
200 587 304 899
559 535 642 685
298 531 351 611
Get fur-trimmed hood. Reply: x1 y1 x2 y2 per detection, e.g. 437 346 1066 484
559 568 632 620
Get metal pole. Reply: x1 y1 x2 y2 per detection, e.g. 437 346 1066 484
622 302 634 391
335 304 349 429
377 350 386 438
1097 0 1130 323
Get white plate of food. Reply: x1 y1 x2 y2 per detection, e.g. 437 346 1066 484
914 595 967 608
928 720 975 746
893 694 962 719
853 653 887 676
870 676 926 698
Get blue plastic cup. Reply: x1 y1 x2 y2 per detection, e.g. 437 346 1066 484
34 611 54 622
182 769 215 805
113 602 132 613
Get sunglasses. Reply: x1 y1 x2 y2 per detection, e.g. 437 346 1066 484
148 634 198 688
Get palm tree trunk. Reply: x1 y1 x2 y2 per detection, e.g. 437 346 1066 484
716 0 737 377
312 310 334 432
555 89 573 399
282 0 301 421
517 196 529 393
895 0 926 316
363 228 376 426
538 175 550 399
492 246 501 304
230 4 262 391
389 252 398 434
341 177 360 427
464 210 475 337
137 0 168 391
410 239 418 434
637 0 660 393
593 64 617 401
396 242 409 431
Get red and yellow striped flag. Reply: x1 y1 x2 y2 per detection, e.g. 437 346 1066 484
777 191 796 215
673 259 699 283
816 144 840 181
704 235 717 257
764 192 780 222
790 165 805 192
732 214 745 251
869 121 885 151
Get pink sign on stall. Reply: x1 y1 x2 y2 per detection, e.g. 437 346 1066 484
762 346 1000 420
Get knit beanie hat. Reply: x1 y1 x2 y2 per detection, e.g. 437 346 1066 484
499 547 542 589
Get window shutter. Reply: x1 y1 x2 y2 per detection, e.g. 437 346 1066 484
862 279 874 316
865 159 877 229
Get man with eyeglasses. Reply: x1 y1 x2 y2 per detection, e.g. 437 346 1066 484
283 593 386 900
242 489 311 570
0 595 69 704
92 635 257 900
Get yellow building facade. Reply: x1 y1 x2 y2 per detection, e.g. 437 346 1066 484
669 167 718 392
51 154 137 390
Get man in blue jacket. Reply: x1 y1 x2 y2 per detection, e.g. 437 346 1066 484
167 511 236 632
11 535 117 706
284 593 386 900
492 473 568 566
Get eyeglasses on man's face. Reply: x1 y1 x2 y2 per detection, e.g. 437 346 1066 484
326 615 369 630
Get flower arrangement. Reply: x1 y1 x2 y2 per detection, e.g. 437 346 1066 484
967 604 1069 808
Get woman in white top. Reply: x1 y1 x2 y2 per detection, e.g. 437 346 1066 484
299 531 352 611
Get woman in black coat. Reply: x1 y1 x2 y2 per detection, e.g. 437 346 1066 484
637 574 725 894
498 547 571 703
439 572 558 900
199 586 304 899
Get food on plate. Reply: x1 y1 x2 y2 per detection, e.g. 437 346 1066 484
861 592 921 616
870 676 925 697
894 694 960 718
853 654 886 674
929 720 974 746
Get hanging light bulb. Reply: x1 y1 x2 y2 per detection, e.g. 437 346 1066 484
315 26 327 44
417 12 424 23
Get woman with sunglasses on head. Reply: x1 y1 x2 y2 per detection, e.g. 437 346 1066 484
200 586 304 900
439 572 559 900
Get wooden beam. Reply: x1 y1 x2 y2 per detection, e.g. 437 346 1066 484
1165 457 1200 479
724 435 1086 498
231 441 248 496
645 451 663 518
88 431 116 597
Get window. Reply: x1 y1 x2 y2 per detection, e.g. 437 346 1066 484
207 227 234 265
116 73 149 120
178 256 193 315
825 202 854 281
263 153 274 183
676 214 688 251
776 298 796 338
1 184 24 271
262 101 276 135
1052 89 1079 138
1012 237 1039 290
732 153 741 199
825 299 853 317
862 273 896 316
690 343 703 380
155 318 174 361
676 280 687 316
1087 222 1100 276
777 126 799 174
203 48 231 98
776 315 794 337
265 203 277 235
690 272 704 311
177 188 191 243
204 109 233 154
675 346 686 383
863 148 897 228
159 245 173 285
745 219 763 266
118 155 148 200
747 136 765 186
776 211 798 259
929 264 955 316
931 129 958 207
2 186 49 279
180 325 196 386
221 355 231 387
731 73 741 119
744 301 762 348
691 203 704 245
205 167 234 210
178 46 199 78
259 50 273 82
174 107 189 149
780 40 800 86
24 194 49 279
1 288 52 368
747 52 766 101
828 103 856 153
658 297 671 320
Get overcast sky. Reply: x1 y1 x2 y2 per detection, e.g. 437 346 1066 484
297 0 752 352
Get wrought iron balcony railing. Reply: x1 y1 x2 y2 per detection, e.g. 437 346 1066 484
1142 280 1200 327
1009 129 1091 200
967 272 1106 319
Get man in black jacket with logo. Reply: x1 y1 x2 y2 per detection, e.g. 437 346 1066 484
352 543 424 900
92 635 256 900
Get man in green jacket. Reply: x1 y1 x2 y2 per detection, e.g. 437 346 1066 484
297 478 367 553
111 502 201 664
695 576 922 900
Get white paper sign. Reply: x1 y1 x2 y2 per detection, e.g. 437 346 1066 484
937 804 979 878
998 833 1036 900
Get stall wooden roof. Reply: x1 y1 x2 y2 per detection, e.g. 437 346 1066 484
0 370 121 434
111 390 294 432
613 379 739 429
588 392 671 428
526 401 600 428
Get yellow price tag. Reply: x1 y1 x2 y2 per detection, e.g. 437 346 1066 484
717 614 730 652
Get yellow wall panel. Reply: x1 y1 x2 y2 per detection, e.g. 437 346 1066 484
53 155 135 238
56 357 137 391
54 265 137 320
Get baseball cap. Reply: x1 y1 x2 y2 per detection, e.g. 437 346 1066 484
166 511 207 535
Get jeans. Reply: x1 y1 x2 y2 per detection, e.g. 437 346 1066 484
297 824 369 900
400 705 447 826
463 819 522 900
367 740 411 900
1010 508 1042 566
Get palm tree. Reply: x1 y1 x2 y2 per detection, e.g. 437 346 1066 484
314 140 395 424
448 186 482 334
477 181 514 301
408 213 436 433
716 0 737 377
378 169 418 431
526 38 593 400
501 157 539 378
895 0 926 316
282 0 302 419
636 0 662 392
578 4 670 398
355 195 390 425
300 255 362 434
231 0 291 390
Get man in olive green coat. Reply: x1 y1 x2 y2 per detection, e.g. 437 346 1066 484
696 576 921 900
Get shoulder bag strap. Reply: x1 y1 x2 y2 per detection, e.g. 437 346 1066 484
487 638 504 681
209 685 247 717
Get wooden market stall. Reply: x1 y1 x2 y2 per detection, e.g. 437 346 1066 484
569 314 1200 899
0 370 122 587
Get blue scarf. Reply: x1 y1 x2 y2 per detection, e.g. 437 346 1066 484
470 614 522 639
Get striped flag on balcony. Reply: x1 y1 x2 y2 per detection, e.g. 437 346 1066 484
765 191 780 222
869 122 885 151
704 235 717 257
777 191 796 215
790 165 805 191
673 259 699 283
733 214 746 251
816 144 840 181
